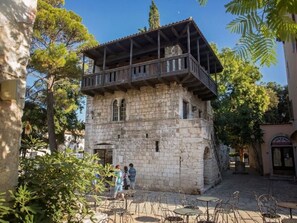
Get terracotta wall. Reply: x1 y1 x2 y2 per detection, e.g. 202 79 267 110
283 14 297 134
260 124 295 175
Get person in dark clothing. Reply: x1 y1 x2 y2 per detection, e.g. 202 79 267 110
123 166 129 190
128 163 136 190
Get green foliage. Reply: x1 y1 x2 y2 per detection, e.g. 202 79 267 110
225 0 278 66
20 135 48 158
0 151 113 222
33 0 97 52
42 0 64 7
13 150 114 222
24 78 85 147
9 185 44 223
22 100 47 137
149 0 160 30
211 45 272 149
197 0 297 66
229 152 239 157
28 0 98 152
31 44 80 77
138 26 148 33
0 193 12 223
263 82 290 124
196 0 208 6
0 186 45 223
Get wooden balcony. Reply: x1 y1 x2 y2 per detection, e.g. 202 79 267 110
81 53 217 100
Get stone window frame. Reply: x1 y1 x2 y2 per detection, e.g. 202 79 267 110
112 98 126 121
182 100 189 119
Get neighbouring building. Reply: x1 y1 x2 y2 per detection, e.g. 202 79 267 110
259 14 297 178
64 130 85 152
81 18 224 193
24 131 84 159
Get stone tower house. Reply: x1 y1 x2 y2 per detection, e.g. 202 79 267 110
81 18 223 193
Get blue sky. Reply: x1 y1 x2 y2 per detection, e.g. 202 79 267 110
64 0 288 120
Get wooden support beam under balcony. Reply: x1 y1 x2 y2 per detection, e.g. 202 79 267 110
181 74 193 83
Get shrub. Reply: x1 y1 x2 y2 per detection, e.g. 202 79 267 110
0 193 12 223
1 150 114 222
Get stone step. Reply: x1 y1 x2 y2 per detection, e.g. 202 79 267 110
269 175 296 181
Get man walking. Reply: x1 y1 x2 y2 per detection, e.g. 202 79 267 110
128 163 136 190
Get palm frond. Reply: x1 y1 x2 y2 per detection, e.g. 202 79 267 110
234 31 277 67
225 0 264 15
277 0 297 13
267 6 297 41
251 32 277 66
227 12 261 35
234 34 254 60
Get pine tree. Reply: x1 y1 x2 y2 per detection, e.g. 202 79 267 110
28 0 97 152
149 0 160 30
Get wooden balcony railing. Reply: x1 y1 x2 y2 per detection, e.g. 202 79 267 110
81 53 217 98
189 54 217 95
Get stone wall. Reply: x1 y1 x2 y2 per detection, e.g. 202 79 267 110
0 0 36 196
85 83 220 193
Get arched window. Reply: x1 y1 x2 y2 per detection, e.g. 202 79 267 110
112 99 126 121
120 99 126 121
112 100 119 121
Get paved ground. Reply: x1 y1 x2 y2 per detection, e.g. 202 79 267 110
199 167 297 222
95 166 297 222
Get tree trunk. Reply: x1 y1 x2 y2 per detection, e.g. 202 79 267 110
0 0 37 198
251 141 263 175
47 75 58 153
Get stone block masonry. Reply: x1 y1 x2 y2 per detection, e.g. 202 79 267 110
0 0 37 197
85 82 220 193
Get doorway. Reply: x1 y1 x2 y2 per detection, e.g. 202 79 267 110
271 136 295 176
94 149 113 166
